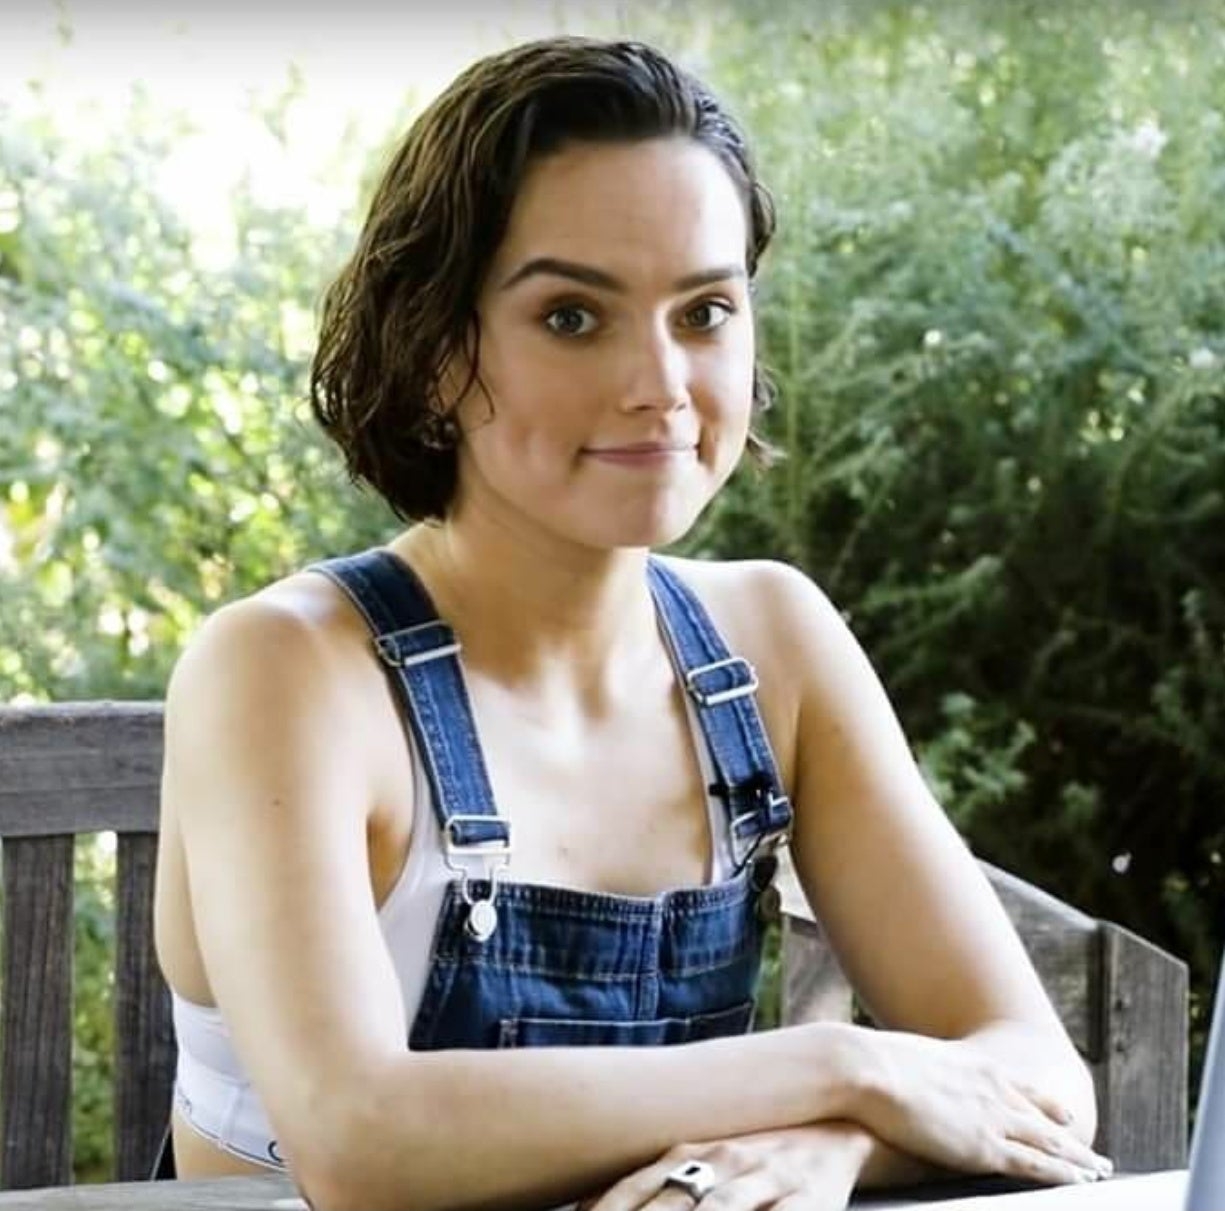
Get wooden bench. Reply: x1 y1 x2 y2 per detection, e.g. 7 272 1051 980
0 701 1189 1189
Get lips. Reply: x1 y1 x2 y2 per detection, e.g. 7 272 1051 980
581 442 698 468
584 441 697 455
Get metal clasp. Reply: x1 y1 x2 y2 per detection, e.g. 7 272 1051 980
732 809 791 871
442 815 512 942
725 775 792 871
374 622 461 669
730 800 792 849
684 657 759 707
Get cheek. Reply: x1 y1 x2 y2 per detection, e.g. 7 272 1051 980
703 336 756 426
464 347 603 454
458 385 584 480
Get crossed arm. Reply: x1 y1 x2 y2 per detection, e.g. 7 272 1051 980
160 563 1104 1211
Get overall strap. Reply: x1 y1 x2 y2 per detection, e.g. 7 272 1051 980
305 548 507 850
647 559 793 869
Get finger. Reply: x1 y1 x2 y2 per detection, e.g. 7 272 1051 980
589 1186 695 1211
587 1155 719 1211
697 1170 779 1211
585 1173 690 1211
994 1137 1109 1188
770 1197 827 1211
1013 1081 1077 1126
1005 1113 1113 1179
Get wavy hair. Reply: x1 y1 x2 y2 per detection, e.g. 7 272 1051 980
309 36 777 522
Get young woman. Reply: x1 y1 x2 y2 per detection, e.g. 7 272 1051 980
153 36 1111 1211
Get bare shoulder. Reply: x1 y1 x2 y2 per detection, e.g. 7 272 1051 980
168 567 374 721
161 563 392 843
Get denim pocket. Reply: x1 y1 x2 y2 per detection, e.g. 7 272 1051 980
497 999 754 1048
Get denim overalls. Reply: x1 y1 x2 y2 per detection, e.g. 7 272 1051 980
153 547 791 1176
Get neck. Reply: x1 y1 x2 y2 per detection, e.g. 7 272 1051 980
389 507 664 711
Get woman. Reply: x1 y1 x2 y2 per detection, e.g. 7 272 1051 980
153 36 1111 1211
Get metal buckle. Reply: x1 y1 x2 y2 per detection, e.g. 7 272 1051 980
442 816 512 943
728 775 792 868
684 657 759 707
374 624 461 668
443 815 513 859
731 810 791 868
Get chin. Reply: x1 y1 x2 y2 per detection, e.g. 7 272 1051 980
581 502 707 552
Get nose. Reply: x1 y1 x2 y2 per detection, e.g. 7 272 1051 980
619 321 691 413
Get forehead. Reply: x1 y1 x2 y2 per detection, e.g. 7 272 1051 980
490 137 749 284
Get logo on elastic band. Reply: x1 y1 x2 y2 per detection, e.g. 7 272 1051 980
268 1139 283 1165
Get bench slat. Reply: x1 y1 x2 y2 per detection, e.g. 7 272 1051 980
1 836 75 1189
0 705 162 837
781 916 854 1025
1099 922 1189 1167
981 864 1100 1059
114 835 175 1182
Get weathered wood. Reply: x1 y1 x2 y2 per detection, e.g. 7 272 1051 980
0 1172 300 1208
113 835 175 1182
1 837 75 1189
0 705 162 837
0 704 171 1188
1098 922 1189 1170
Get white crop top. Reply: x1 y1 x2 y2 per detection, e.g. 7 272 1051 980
172 695 739 1171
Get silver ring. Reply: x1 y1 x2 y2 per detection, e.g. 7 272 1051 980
662 1160 717 1202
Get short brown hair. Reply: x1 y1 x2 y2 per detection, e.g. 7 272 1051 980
309 36 777 522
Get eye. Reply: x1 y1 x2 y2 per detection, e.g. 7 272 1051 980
543 304 598 338
683 299 735 332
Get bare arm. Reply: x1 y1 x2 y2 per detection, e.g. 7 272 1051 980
161 600 884 1211
757 561 1099 1154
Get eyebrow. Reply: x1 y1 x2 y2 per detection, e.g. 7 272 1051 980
498 257 746 294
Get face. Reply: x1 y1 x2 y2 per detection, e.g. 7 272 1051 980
447 136 756 551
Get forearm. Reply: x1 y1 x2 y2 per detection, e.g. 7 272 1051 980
300 1021 865 1211
854 1129 950 1189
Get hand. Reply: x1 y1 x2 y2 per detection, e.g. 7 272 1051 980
578 1122 871 1211
849 1029 1112 1186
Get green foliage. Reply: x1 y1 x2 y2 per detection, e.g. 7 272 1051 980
72 838 116 1183
0 84 395 705
2 0 1223 1174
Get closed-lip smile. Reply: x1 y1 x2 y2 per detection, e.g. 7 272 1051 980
584 440 697 455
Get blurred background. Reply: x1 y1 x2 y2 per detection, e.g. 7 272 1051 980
2 0 1223 1181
